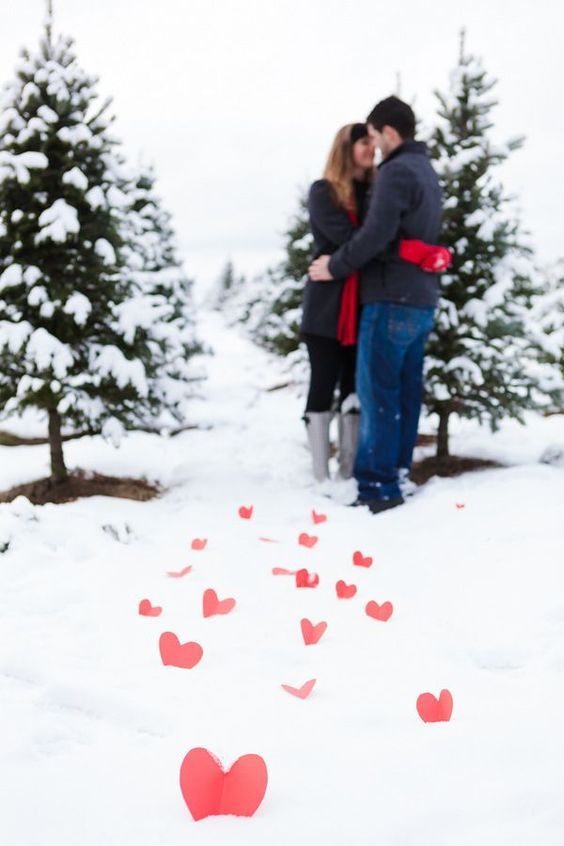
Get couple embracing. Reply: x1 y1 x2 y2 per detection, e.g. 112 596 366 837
302 96 448 515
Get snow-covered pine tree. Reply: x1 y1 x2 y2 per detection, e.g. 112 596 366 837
425 33 563 458
122 166 202 426
251 190 314 356
0 6 200 483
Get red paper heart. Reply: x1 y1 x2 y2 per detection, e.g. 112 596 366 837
353 550 373 568
300 618 327 645
336 580 357 599
191 538 207 551
180 747 268 821
139 598 162 617
159 632 203 669
203 589 236 618
298 532 318 548
365 600 393 621
167 565 192 578
295 568 319 588
455 503 465 510
238 505 253 520
416 689 453 723
281 678 316 699
311 510 327 525
272 567 297 576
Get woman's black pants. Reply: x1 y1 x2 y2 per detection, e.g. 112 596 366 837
303 333 357 413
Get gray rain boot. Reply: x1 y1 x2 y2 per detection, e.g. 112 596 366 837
304 411 332 482
338 411 359 479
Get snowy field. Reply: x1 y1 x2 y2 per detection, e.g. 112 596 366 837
1 310 563 846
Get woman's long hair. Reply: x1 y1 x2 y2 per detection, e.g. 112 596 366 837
323 124 373 212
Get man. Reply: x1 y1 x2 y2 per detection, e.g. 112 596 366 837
309 96 442 514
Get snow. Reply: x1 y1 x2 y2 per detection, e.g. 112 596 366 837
0 263 23 290
26 327 74 378
63 292 92 326
0 150 48 185
62 166 88 191
35 198 80 244
0 310 563 845
94 237 116 265
85 185 106 210
93 345 149 396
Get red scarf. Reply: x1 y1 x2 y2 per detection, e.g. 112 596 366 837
336 208 360 346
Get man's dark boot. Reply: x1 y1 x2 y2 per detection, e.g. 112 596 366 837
367 496 404 514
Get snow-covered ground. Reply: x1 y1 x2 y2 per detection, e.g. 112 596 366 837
1 310 563 846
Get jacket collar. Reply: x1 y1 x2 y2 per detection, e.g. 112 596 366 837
379 140 428 168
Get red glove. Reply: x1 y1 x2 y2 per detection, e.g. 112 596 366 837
399 239 452 272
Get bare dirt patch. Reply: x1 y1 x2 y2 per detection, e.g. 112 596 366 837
0 471 161 505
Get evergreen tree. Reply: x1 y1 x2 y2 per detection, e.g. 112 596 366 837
247 190 314 356
425 33 562 457
0 7 200 482
123 167 202 425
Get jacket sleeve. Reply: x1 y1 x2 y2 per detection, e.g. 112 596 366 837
328 164 413 278
308 180 355 247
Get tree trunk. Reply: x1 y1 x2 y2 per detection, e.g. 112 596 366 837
48 407 68 483
437 410 450 459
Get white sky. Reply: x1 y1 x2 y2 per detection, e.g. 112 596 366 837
1 0 563 294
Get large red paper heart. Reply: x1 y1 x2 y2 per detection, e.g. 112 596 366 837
180 747 268 821
301 618 327 645
159 632 203 669
281 678 316 699
139 598 162 617
298 532 318 548
336 580 357 599
311 510 327 525
416 689 453 723
203 589 236 618
238 505 253 520
353 550 373 568
295 568 319 588
191 538 207 551
167 565 192 578
365 600 393 622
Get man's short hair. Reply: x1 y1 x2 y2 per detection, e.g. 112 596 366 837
367 96 416 140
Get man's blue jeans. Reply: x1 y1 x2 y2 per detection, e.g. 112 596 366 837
355 302 435 501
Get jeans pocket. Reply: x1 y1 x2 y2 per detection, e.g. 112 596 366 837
387 305 419 345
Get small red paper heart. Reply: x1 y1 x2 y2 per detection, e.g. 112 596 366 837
353 550 373 568
159 632 203 669
365 600 393 622
139 598 162 617
238 505 253 520
336 580 357 599
180 747 268 821
298 532 318 548
455 503 465 510
416 689 453 723
311 510 327 525
272 567 297 576
203 588 236 618
191 538 207 550
281 678 316 699
167 565 192 578
300 618 327 645
295 568 319 588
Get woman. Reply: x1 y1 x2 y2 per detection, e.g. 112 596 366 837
301 123 375 482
